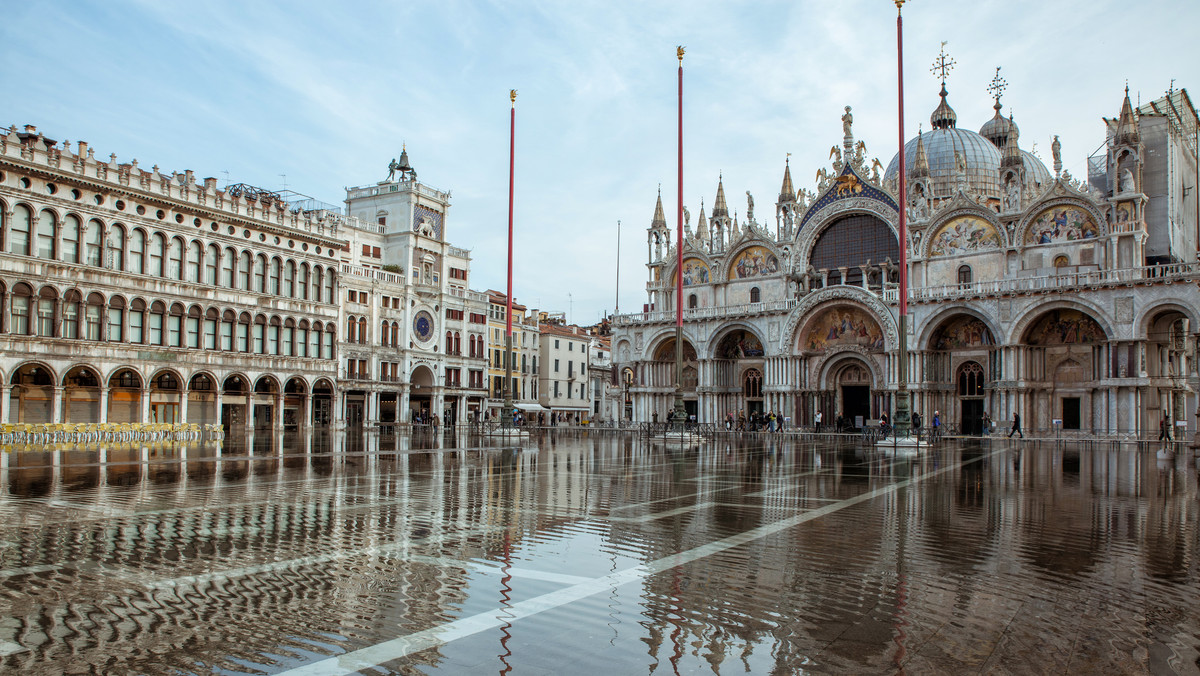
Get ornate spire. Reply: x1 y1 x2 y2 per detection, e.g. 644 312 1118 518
779 156 796 203
981 66 1018 147
909 125 930 179
929 42 957 130
1001 114 1023 168
712 175 729 219
651 187 667 228
697 199 708 238
1115 84 1140 146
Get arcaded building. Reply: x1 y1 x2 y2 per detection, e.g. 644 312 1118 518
613 76 1198 436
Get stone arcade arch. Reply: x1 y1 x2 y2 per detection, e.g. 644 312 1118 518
648 335 699 421
187 373 218 426
62 365 101 423
149 369 183 423
10 362 55 423
1020 307 1109 431
253 376 280 428
791 300 889 429
408 365 436 423
108 368 143 423
1141 305 1194 435
221 374 250 428
922 311 998 435
821 355 877 431
283 377 308 428
312 379 334 427
708 326 767 420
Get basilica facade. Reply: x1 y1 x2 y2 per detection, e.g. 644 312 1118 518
613 80 1199 436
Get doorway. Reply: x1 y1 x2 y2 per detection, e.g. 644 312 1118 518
345 400 364 426
961 399 983 435
684 400 698 421
1062 397 1081 430
841 385 870 430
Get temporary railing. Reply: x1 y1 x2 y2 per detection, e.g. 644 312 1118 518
1 422 223 447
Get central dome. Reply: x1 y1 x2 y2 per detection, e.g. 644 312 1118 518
885 127 1002 198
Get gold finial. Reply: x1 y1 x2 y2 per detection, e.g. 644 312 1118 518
676 46 685 63
895 0 906 11
510 89 517 104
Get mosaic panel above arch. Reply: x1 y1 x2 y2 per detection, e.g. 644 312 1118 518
716 329 764 359
930 315 995 350
928 215 1001 257
1025 309 1107 345
673 258 710 286
729 246 779 279
1025 205 1099 245
653 337 697 361
801 306 885 353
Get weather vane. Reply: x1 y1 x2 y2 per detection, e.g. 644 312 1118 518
988 66 1008 104
930 41 955 85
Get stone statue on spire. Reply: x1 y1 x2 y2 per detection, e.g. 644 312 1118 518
842 106 853 138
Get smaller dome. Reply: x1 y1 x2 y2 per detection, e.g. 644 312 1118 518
1020 150 1051 190
930 84 957 130
980 104 1019 148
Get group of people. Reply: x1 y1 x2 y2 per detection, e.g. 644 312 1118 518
723 410 787 432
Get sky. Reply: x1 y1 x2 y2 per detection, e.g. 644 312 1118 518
3 0 1198 324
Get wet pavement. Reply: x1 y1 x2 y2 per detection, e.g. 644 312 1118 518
1 430 1199 675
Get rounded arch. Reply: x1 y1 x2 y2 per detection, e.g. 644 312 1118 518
106 367 143 389
706 323 767 360
410 365 435 388
725 243 782 281
793 299 887 354
62 364 101 387
1134 299 1200 341
254 374 280 394
312 377 335 393
795 199 901 272
1016 197 1106 247
284 376 308 394
919 307 1001 351
10 361 56 386
780 285 897 353
922 209 1004 258
648 331 699 362
222 373 250 394
149 368 183 391
188 371 217 391
1009 300 1113 346
816 352 881 391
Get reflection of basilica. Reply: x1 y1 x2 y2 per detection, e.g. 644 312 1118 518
615 70 1199 434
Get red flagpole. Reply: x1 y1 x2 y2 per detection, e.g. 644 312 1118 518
676 51 684 330
896 6 908 316
507 91 516 340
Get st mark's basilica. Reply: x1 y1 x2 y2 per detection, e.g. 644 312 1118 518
612 64 1199 436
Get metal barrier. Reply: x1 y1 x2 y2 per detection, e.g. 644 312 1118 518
1 422 223 448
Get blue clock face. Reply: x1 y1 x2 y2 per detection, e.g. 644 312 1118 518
413 310 434 342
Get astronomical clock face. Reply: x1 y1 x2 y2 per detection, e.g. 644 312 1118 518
413 310 435 344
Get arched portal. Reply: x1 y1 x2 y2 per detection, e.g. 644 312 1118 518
63 366 101 423
651 336 699 421
1143 308 1190 435
927 314 997 434
188 373 217 425
10 363 55 423
221 374 249 428
283 377 307 428
108 368 143 423
149 370 182 423
956 361 986 434
1021 308 1108 430
312 379 334 426
253 376 279 428
824 358 874 431
407 365 436 423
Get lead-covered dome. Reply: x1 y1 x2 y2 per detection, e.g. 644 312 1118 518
885 127 1002 198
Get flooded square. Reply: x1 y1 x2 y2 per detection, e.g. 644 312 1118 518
1 430 1199 675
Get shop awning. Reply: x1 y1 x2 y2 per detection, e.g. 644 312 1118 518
514 403 548 412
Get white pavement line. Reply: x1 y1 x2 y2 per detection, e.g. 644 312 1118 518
0 640 28 657
408 557 593 586
277 446 1007 676
608 502 719 523
0 563 64 579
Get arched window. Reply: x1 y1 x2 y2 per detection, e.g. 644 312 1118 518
357 317 366 344
187 240 202 282
221 247 235 287
129 299 146 343
109 225 126 271
1054 254 1070 268
297 320 309 357
237 312 251 352
148 301 166 345
167 237 184 280
129 229 146 274
10 284 32 334
220 310 236 350
36 287 57 337
167 302 184 346
268 257 281 295
36 209 56 259
810 213 899 285
282 318 295 356
149 233 166 277
85 219 104 266
688 294 698 309
469 334 477 357
381 321 391 346
283 260 295 297
446 331 453 352
85 292 104 340
107 296 125 342
309 322 322 358
203 308 218 349
253 255 267 293
749 287 761 303
347 315 357 343
743 368 763 398
267 316 280 355
300 263 311 300
205 244 219 285
252 315 266 353
323 327 335 359
10 205 31 255
957 361 985 397
186 306 202 348
312 266 324 302
957 265 972 284
62 290 82 339
454 331 461 355
61 215 81 263
238 251 252 289
391 322 399 346
324 269 335 303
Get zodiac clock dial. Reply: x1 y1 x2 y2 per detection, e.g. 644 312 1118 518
413 310 434 343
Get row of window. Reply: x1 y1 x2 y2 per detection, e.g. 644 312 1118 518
1 282 337 359
2 205 337 302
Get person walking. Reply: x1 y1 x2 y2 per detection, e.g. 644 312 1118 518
1008 411 1023 439
931 410 941 441
814 410 823 433
911 411 922 439
879 411 890 440
1159 413 1172 442
981 411 992 436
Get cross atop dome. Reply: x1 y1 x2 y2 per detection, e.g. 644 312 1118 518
988 67 1008 110
930 41 955 85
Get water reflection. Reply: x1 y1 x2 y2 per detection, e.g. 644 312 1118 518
0 434 1198 674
